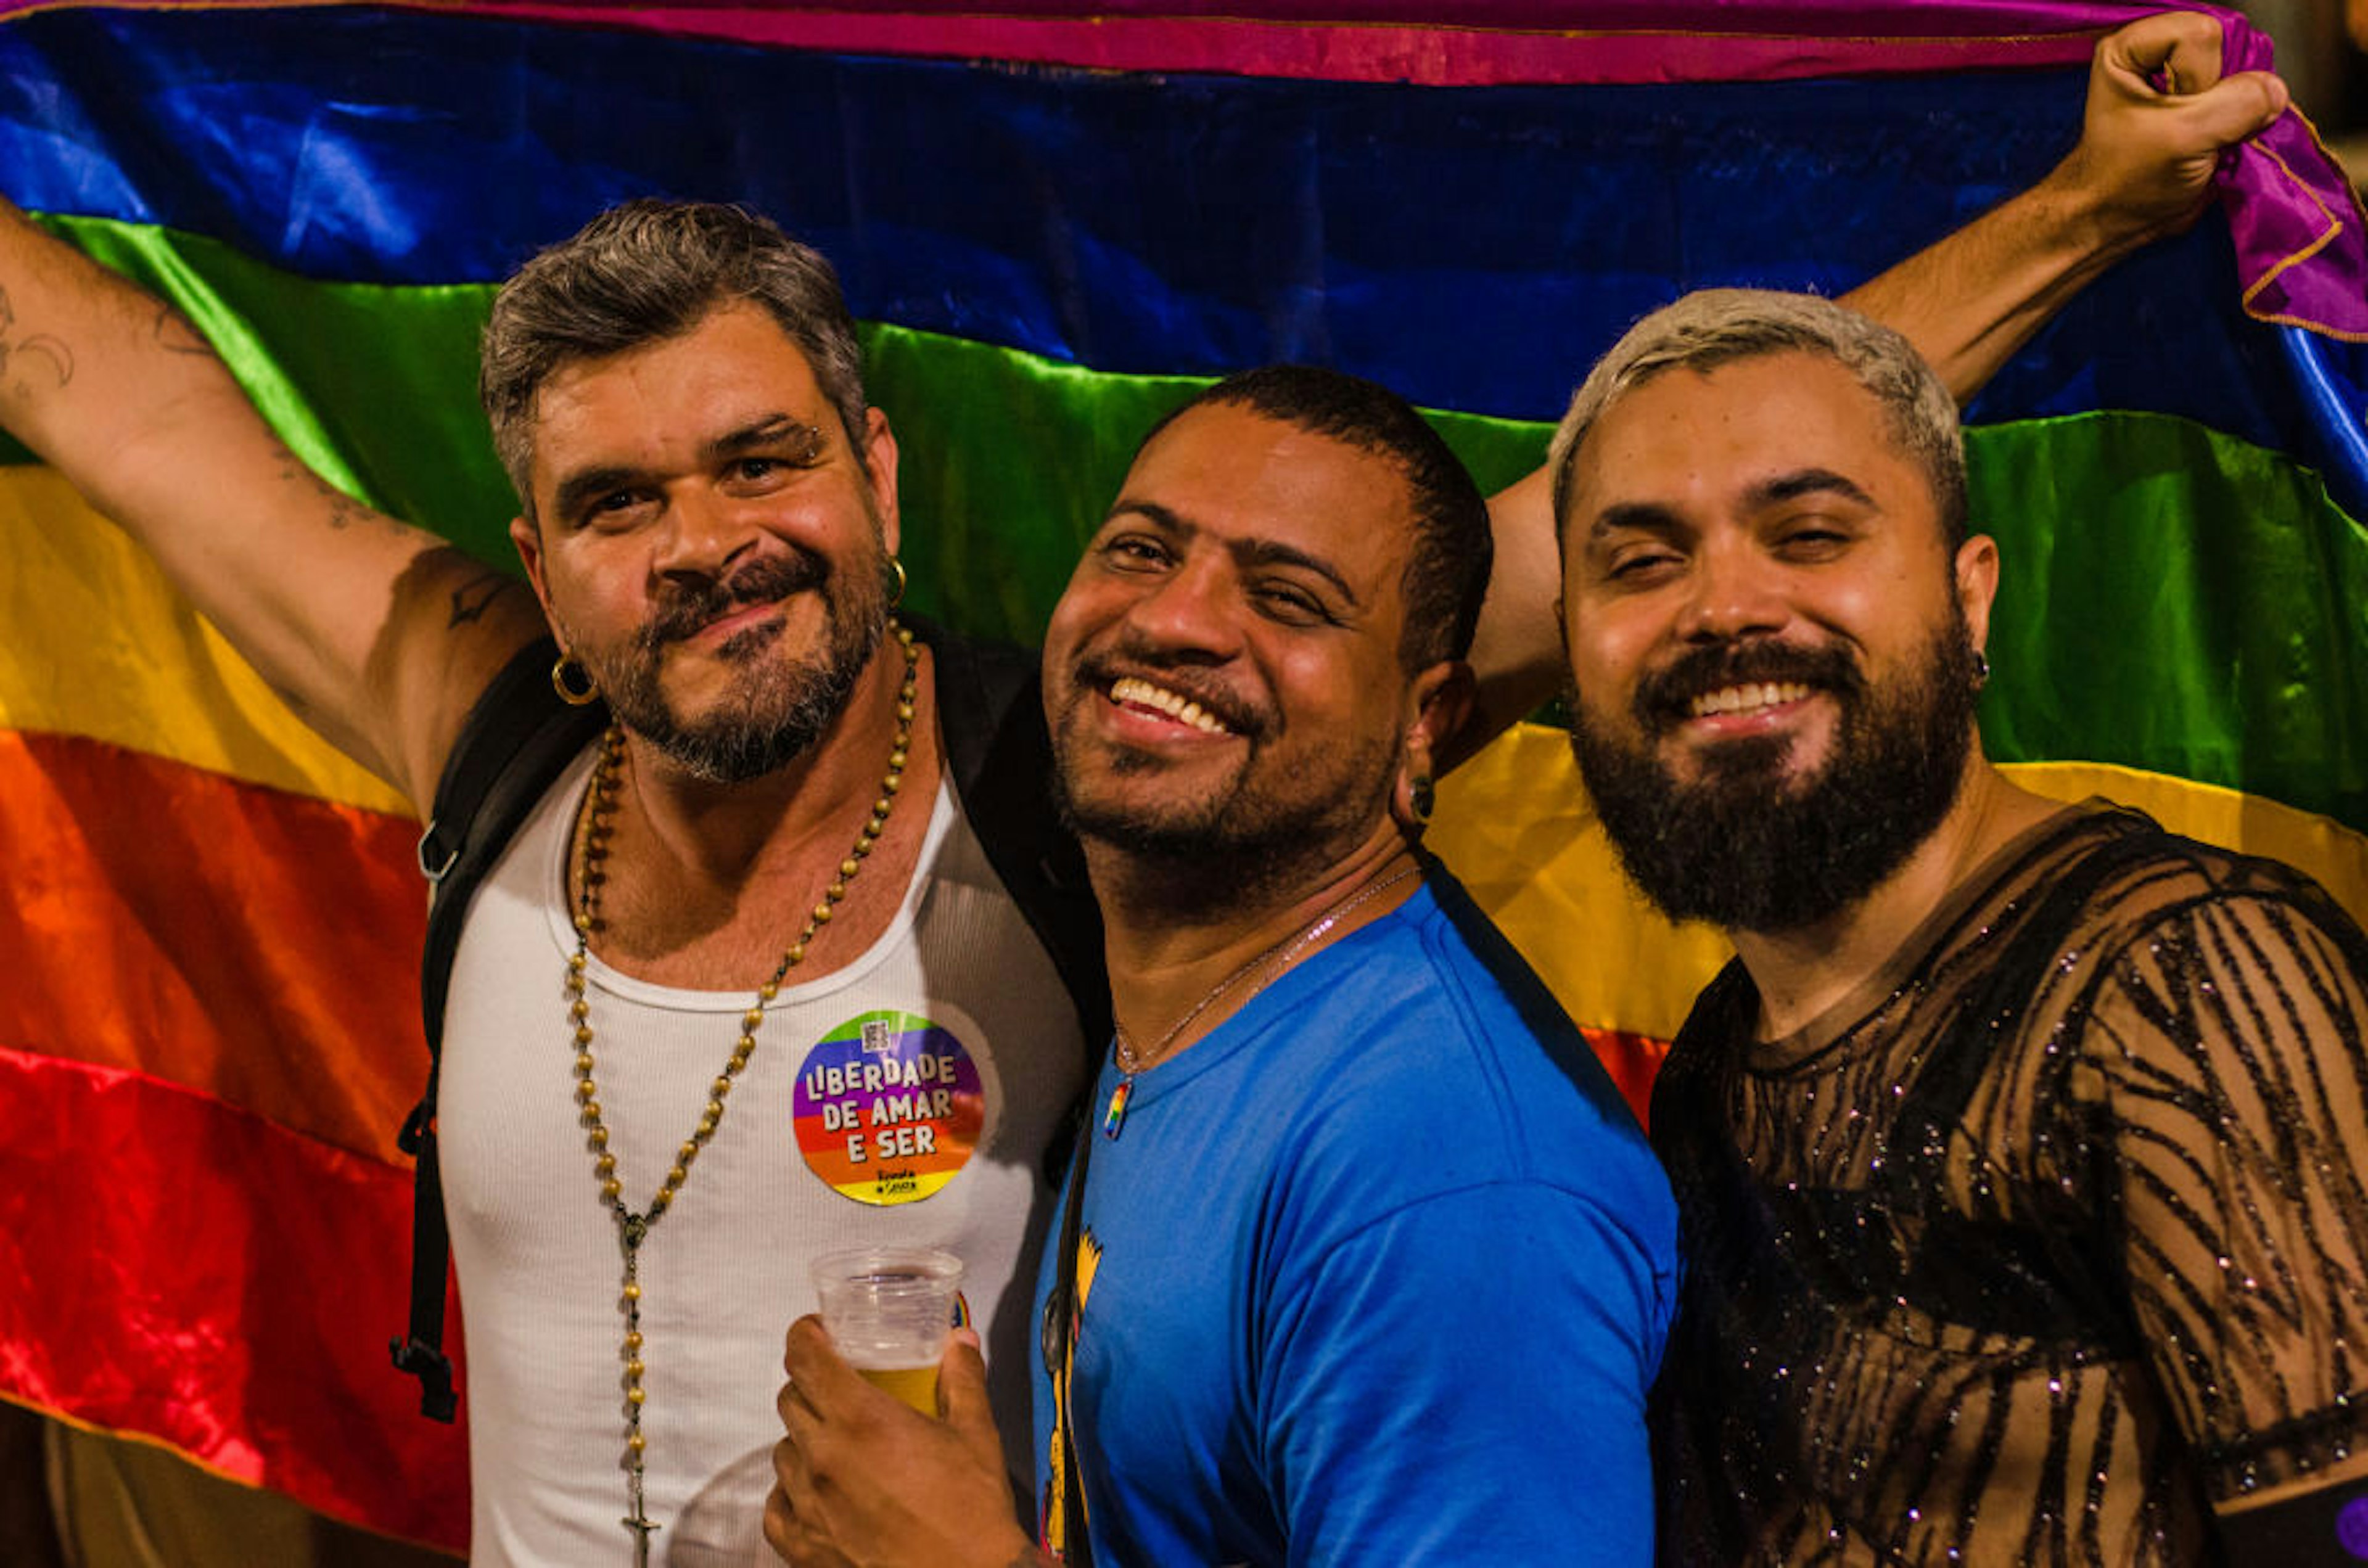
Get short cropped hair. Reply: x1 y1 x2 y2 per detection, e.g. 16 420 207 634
480 199 870 514
1547 289 1967 549
1143 366 1492 671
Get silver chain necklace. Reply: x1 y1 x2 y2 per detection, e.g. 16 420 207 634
1102 861 1419 1138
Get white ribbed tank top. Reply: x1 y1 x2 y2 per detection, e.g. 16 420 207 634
440 747 1085 1567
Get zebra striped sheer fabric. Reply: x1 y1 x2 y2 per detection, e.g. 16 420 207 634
1650 804 2368 1564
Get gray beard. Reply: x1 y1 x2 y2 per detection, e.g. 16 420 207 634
580 546 895 786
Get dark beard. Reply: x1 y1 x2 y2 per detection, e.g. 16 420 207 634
1564 620 1980 934
1050 753 1394 922
1048 646 1398 921
588 546 895 784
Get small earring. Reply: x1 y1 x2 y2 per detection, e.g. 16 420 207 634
1409 774 1436 826
887 554 908 609
552 652 600 707
1972 651 1992 691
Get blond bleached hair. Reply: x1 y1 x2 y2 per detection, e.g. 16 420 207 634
1545 288 1967 548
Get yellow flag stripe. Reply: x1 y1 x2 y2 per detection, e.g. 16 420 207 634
0 467 412 816
1430 724 2368 1043
8 462 2360 1049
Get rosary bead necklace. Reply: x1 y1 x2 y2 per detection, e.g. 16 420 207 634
564 620 918 1565
1103 861 1420 1138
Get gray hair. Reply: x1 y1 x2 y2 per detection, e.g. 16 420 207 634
1546 289 1966 549
480 199 870 517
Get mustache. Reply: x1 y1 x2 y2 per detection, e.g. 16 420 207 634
1071 639 1268 739
1630 638 1863 728
642 552 829 648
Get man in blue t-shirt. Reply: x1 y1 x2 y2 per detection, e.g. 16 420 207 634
765 364 1677 1565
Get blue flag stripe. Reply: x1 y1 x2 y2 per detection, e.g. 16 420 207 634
3 0 2357 458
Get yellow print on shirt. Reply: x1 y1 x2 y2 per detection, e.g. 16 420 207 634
1041 1229 1102 1558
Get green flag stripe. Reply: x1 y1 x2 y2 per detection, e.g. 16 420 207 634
1972 411 2368 829
6 213 1553 623
12 214 2364 828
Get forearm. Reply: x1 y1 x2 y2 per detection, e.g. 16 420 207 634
1838 163 2142 403
1455 467 1562 760
0 199 255 513
1844 11 2287 401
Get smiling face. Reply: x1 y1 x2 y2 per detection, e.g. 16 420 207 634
1556 349 1996 932
509 302 901 783
1042 400 1446 901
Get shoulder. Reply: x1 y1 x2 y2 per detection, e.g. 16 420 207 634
1297 871 1645 1143
2027 803 2332 913
421 632 607 869
2050 808 2368 982
1277 868 1676 1258
2038 808 2368 1077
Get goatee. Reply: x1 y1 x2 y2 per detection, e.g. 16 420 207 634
581 545 896 784
1565 618 1981 934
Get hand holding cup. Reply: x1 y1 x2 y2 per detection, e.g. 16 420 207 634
808 1246 965 1415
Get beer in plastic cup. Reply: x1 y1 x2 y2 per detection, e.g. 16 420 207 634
810 1246 964 1415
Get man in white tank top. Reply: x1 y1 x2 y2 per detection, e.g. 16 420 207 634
0 196 1104 1567
427 209 1106 1562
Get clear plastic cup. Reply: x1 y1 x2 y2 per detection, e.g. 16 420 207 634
810 1246 965 1414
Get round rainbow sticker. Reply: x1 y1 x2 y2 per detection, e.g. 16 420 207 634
792 1009 984 1206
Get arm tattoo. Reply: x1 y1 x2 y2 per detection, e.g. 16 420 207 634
0 284 76 393
271 439 372 532
150 302 213 356
448 571 516 628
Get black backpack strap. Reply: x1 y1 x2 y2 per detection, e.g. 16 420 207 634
908 617 1109 1196
909 616 1110 1053
392 634 608 1421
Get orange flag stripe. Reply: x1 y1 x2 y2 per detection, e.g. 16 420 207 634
0 728 426 1163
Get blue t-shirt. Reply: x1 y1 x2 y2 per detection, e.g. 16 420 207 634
1032 871 1678 1566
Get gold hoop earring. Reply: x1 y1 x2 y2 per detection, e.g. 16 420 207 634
887 554 908 609
1409 774 1436 826
552 652 600 707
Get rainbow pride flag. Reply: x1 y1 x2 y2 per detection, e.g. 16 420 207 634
0 2 2361 1548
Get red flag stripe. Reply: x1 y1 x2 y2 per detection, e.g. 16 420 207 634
0 1043 468 1550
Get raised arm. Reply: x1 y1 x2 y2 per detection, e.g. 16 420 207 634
1840 10 2288 398
0 198 546 808
1462 11 2292 750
